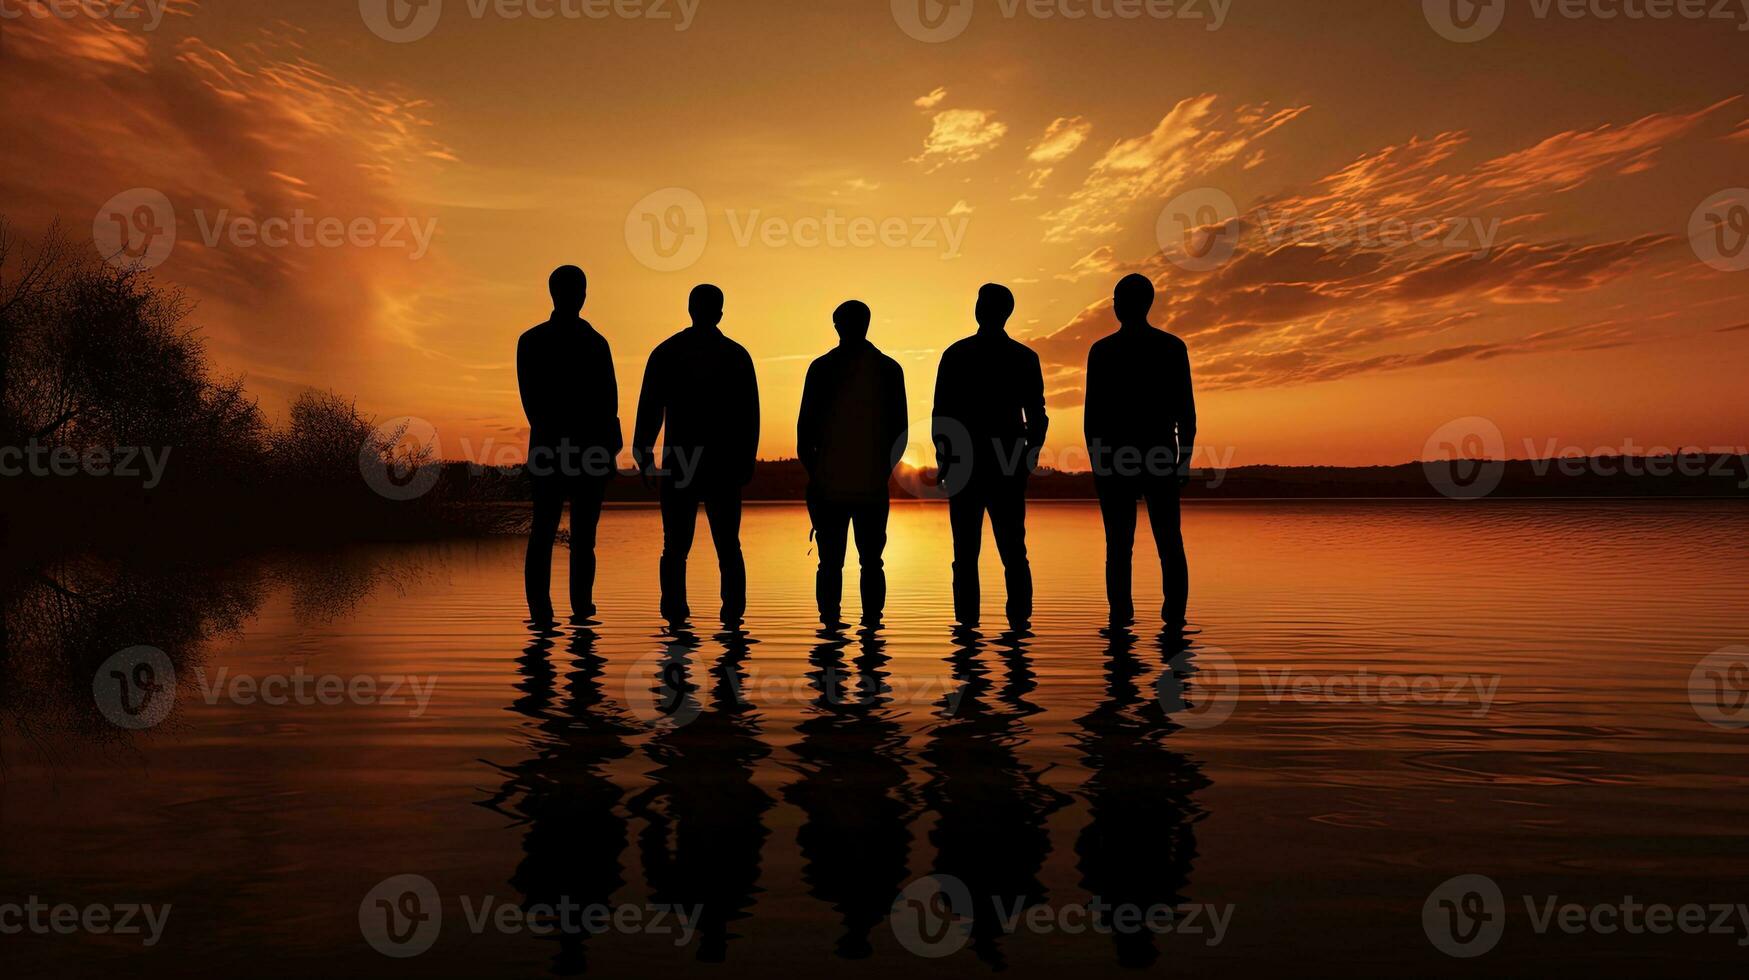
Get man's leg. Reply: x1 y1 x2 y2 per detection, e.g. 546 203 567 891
947 490 985 628
704 490 747 625
851 498 891 626
659 485 698 623
808 495 852 626
1144 483 1189 627
568 481 606 621
1097 478 1139 627
987 479 1033 629
525 478 563 620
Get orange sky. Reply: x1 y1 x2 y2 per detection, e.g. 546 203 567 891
3 0 1746 467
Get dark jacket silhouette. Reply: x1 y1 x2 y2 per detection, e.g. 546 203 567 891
633 285 759 625
932 337 1048 484
633 328 759 491
518 265 621 623
932 284 1047 629
518 322 622 476
797 341 907 504
1085 273 1197 628
797 301 908 626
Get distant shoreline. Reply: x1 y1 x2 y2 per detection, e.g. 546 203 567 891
443 455 1749 503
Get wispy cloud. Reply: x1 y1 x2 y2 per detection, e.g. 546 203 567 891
912 108 1009 171
1040 96 1308 242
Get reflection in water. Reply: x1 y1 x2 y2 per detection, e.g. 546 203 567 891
477 624 639 974
921 628 1072 969
1074 630 1211 968
627 626 772 962
783 627 918 959
0 552 403 744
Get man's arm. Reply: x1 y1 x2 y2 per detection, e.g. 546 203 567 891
740 350 761 485
597 336 623 458
885 360 909 474
1174 341 1197 479
796 359 820 474
516 332 544 429
631 345 664 475
1023 348 1049 468
1083 343 1107 477
931 349 956 472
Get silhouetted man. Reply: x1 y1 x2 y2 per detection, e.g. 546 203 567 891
933 284 1047 630
518 265 621 623
797 301 908 628
1085 273 1197 629
633 285 760 625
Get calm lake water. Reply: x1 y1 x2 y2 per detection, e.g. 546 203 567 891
6 501 1749 977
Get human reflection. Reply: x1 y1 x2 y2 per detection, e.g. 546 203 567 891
783 626 918 958
477 623 639 975
920 627 1071 969
628 625 772 962
1073 629 1211 968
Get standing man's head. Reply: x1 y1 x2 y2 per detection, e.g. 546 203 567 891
1113 273 1156 325
974 283 1015 332
833 301 871 346
550 265 587 317
688 284 725 329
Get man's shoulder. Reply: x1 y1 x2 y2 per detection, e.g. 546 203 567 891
518 321 551 347
651 329 691 354
942 335 978 359
719 334 754 363
806 348 837 374
1007 335 1043 366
